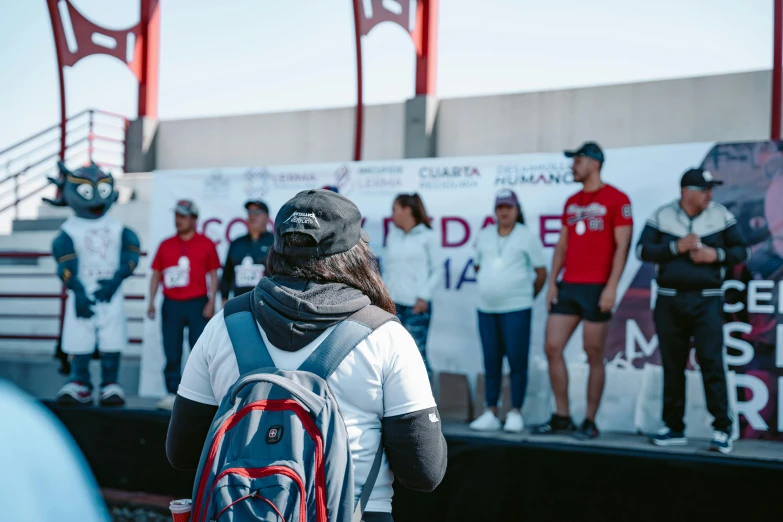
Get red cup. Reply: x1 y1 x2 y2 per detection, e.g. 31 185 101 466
169 499 192 522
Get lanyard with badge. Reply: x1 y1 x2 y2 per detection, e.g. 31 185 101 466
493 230 511 269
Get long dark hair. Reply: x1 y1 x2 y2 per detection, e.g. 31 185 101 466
394 193 432 229
266 233 396 315
515 202 525 225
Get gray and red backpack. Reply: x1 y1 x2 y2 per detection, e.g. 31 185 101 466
190 290 397 522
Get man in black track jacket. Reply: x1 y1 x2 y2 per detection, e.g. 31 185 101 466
220 200 275 301
636 168 750 454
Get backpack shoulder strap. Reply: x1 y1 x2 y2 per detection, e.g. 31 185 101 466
297 305 397 522
223 290 276 374
297 305 398 380
352 444 384 522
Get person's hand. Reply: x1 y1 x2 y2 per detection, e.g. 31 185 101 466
412 298 429 315
677 234 701 253
690 246 718 264
203 299 215 319
599 285 617 313
93 277 121 302
147 303 156 320
74 291 95 319
546 283 558 312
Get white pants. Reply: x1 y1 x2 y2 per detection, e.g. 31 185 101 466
61 290 127 354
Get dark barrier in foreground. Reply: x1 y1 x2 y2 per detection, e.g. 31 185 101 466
47 402 779 522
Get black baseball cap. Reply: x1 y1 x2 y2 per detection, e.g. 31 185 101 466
565 142 605 163
244 199 269 213
680 168 723 189
274 189 369 258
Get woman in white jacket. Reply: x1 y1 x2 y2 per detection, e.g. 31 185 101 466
382 194 442 373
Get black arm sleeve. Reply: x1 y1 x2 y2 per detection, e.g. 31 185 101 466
381 406 447 492
636 222 679 263
717 222 750 266
166 395 218 470
220 243 236 301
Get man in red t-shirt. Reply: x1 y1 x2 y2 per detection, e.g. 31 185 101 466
147 199 220 410
533 142 633 439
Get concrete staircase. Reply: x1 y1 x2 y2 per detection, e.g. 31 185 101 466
0 173 154 397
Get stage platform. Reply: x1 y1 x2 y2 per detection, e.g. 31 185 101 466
45 399 781 522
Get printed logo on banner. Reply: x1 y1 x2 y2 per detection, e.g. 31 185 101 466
334 165 352 193
495 162 575 186
244 167 318 199
418 165 481 190
244 167 272 199
204 170 231 199
335 164 405 195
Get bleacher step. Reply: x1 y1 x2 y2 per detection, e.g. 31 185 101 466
12 217 67 232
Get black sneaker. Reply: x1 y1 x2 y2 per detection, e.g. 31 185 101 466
532 414 576 434
573 419 600 440
709 430 733 454
650 427 688 447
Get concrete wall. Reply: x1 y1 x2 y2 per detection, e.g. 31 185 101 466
156 103 405 169
436 70 773 157
151 70 774 170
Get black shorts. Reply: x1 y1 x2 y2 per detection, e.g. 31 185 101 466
550 282 611 323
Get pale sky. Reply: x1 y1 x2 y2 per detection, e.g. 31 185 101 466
0 0 775 150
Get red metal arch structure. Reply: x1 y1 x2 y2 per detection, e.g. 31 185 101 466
352 0 438 160
46 0 160 161
45 0 433 163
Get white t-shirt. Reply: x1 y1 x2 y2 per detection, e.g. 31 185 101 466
178 311 436 514
474 223 546 313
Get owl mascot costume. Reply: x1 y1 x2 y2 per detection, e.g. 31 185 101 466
46 162 140 406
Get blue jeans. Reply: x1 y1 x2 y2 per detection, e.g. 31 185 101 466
395 303 431 373
69 352 120 388
162 296 209 393
477 309 532 409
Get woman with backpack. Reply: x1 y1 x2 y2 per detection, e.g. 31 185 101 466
381 193 442 374
166 189 447 522
469 189 548 433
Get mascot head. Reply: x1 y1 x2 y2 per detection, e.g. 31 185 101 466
44 161 118 219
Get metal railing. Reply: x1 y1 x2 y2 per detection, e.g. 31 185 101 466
0 251 146 345
0 109 128 218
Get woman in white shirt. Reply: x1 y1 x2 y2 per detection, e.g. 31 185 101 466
166 189 447 522
382 194 443 374
469 189 548 433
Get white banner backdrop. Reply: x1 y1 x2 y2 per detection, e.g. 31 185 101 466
139 142 715 398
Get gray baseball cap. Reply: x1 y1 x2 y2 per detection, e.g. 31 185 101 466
274 189 369 258
173 199 199 217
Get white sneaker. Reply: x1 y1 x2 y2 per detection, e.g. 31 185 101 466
469 410 502 431
56 382 93 405
709 430 733 454
503 410 525 433
157 393 177 411
99 383 126 407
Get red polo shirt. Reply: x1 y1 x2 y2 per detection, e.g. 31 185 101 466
151 233 221 301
